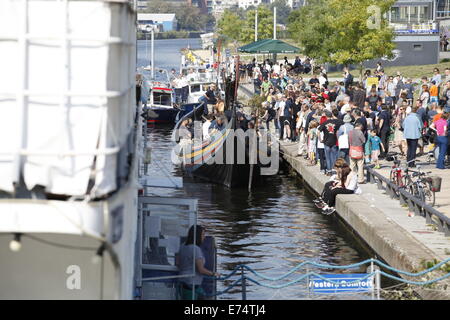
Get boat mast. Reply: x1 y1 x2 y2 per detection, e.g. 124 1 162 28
151 25 155 80
233 55 240 107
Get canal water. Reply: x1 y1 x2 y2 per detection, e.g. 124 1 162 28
138 39 375 300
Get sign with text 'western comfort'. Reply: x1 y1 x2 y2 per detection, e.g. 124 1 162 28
309 274 374 294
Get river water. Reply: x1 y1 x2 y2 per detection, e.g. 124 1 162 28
138 39 375 300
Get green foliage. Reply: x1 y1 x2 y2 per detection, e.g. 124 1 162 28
137 30 190 40
217 6 274 43
217 9 242 42
288 0 396 69
143 0 174 13
421 259 450 273
246 94 267 110
240 6 274 43
175 5 208 31
226 6 247 19
269 0 292 25
142 0 212 31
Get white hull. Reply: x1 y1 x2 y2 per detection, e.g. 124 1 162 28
0 0 139 299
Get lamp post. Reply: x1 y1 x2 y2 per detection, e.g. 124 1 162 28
145 25 155 80
145 25 150 68
151 25 155 80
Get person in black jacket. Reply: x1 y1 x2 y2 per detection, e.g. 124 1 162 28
352 83 366 109
343 67 354 91
377 104 392 158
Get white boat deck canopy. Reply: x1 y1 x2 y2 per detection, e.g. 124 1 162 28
0 0 136 198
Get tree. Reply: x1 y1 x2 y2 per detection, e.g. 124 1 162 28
175 5 205 31
143 0 210 31
269 0 291 25
240 6 274 43
287 0 333 62
217 9 242 42
288 0 396 80
143 0 174 13
327 0 396 78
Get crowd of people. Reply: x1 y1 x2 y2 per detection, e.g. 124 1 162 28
248 58 450 214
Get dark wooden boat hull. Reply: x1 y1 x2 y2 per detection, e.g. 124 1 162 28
173 103 263 189
147 107 180 124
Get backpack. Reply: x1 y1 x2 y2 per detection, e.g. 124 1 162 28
338 125 350 149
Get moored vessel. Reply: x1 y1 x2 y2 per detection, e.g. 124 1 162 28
0 0 138 299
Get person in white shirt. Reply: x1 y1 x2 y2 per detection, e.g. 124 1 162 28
172 76 183 105
297 104 309 156
273 63 281 75
178 76 190 103
253 65 261 81
202 115 212 141
319 74 328 87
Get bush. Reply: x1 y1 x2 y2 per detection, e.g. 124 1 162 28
440 58 450 63
246 94 268 117
137 30 190 40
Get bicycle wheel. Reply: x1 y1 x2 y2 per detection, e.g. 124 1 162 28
403 175 413 192
409 182 420 200
421 181 436 207
389 170 400 197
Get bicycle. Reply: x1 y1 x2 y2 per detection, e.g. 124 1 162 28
386 152 413 197
402 165 436 207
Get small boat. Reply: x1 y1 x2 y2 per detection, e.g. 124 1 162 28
141 67 180 125
180 50 225 104
172 97 271 189
186 80 225 105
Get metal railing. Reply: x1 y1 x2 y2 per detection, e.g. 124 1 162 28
437 11 450 19
390 22 439 34
206 257 450 300
365 166 450 237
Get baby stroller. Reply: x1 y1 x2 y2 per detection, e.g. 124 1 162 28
423 127 438 164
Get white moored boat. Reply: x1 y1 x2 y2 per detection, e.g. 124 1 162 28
0 0 139 299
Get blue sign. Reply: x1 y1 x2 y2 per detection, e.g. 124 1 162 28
309 274 374 294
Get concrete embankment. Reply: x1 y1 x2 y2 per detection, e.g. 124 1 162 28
279 141 450 300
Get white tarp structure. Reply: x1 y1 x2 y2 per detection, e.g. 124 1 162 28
0 0 136 198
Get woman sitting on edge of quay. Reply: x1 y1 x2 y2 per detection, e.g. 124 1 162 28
313 158 362 215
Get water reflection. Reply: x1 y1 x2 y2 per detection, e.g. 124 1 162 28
145 126 375 300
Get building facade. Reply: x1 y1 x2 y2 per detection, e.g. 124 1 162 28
379 0 440 67
137 13 178 32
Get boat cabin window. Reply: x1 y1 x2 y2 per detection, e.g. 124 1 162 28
190 84 201 93
153 91 172 106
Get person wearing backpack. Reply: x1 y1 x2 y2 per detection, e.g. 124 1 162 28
337 114 354 163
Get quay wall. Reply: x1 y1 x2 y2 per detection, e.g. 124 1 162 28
279 143 450 300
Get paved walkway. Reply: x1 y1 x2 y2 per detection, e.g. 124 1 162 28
239 82 450 219
278 140 450 299
372 144 450 219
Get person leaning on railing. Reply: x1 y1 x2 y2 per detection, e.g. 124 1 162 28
176 225 220 300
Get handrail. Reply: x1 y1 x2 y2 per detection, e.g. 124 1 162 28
202 258 450 299
365 166 450 237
